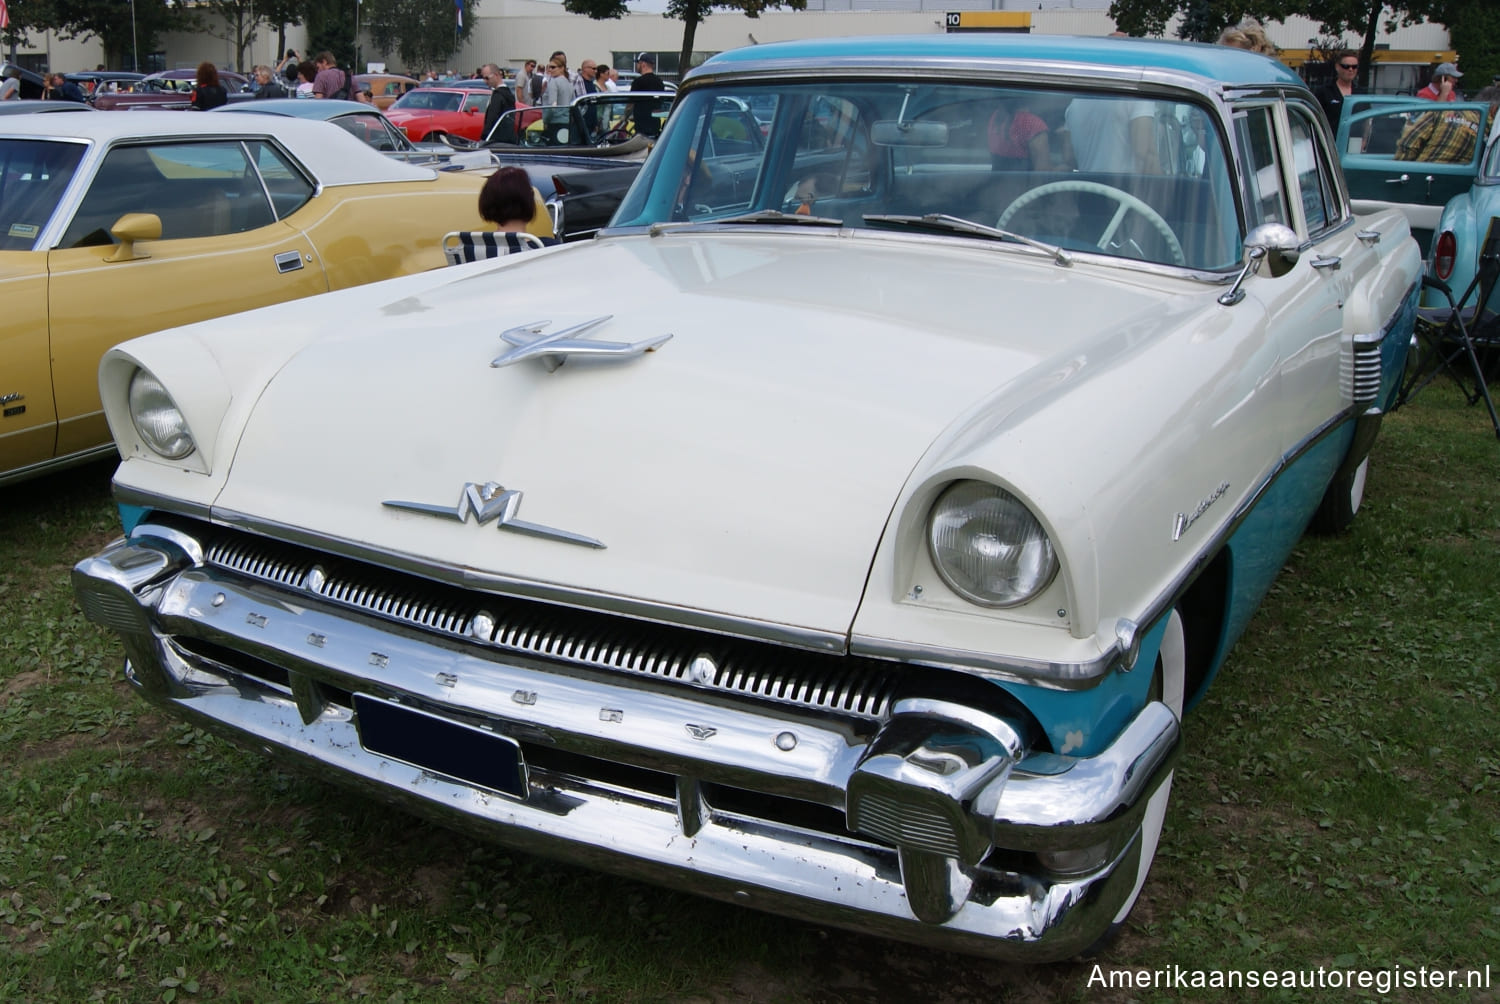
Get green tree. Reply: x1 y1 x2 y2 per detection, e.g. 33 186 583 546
1107 1 1454 88
562 0 806 82
200 0 264 71
361 0 474 75
1441 0 1498 91
258 0 309 64
22 0 197 70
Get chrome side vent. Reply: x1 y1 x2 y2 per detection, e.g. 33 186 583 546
1350 329 1384 407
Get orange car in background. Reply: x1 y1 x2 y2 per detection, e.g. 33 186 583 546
354 73 419 110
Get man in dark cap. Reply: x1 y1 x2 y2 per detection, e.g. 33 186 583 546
629 53 665 136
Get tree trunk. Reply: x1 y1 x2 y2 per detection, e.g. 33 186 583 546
678 1 700 83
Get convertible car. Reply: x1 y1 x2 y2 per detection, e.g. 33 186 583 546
0 112 487 485
73 36 1419 960
471 90 678 240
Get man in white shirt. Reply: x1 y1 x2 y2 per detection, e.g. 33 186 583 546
1064 97 1161 174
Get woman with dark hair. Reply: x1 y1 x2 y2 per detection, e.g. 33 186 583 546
477 167 558 249
295 61 318 98
190 62 228 110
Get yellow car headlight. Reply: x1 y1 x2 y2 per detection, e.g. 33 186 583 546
927 481 1057 607
128 368 196 460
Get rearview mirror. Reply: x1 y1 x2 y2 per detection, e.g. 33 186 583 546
871 120 948 147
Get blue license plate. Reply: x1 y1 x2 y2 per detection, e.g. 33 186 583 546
353 694 527 798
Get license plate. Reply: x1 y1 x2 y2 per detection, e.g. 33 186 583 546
353 694 527 799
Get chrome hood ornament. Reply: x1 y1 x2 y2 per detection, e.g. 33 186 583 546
491 316 672 372
384 481 604 549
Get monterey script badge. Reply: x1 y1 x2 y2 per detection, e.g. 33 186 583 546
384 481 604 549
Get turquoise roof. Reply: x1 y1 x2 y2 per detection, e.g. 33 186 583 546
698 33 1306 90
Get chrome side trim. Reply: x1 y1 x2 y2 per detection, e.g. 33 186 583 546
849 635 1120 690
112 480 212 522
0 443 116 487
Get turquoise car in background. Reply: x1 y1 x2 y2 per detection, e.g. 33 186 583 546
1337 94 1490 255
1426 122 1500 311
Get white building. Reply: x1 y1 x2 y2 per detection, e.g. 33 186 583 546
8 0 1456 95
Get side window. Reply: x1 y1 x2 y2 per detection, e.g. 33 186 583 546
1287 107 1340 233
797 96 859 154
336 113 395 152
61 141 276 248
245 140 314 219
707 99 761 158
1235 106 1288 229
0 139 84 251
464 93 490 113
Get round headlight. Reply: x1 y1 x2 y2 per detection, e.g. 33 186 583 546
128 369 195 460
927 481 1058 608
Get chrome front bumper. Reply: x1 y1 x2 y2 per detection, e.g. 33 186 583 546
74 532 1180 961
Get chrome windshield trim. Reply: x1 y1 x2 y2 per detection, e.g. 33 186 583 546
623 226 1237 285
202 506 849 655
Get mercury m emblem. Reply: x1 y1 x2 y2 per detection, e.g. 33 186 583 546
384 481 604 549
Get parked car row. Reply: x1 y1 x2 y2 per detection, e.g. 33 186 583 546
69 34 1421 963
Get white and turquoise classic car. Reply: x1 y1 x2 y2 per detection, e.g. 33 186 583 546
73 35 1420 960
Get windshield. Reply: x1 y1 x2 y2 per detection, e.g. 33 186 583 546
614 81 1241 271
0 138 85 251
392 91 462 113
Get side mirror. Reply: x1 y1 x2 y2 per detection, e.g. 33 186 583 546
1218 223 1301 306
104 213 162 263
1244 222 1301 277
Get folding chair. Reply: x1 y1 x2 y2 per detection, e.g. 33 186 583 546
442 230 546 266
1399 216 1500 439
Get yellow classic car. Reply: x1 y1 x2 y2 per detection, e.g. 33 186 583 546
0 111 489 485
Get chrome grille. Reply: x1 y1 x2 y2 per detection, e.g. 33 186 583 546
852 793 962 857
200 526 898 720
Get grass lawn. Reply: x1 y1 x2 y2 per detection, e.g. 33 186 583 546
1 382 1496 1003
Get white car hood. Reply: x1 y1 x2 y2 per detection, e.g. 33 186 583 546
213 233 1171 636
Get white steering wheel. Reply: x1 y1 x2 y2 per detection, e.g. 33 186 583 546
997 179 1185 266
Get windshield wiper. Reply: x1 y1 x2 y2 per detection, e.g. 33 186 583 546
713 209 845 227
863 213 1072 266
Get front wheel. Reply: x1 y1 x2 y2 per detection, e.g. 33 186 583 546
1309 456 1368 535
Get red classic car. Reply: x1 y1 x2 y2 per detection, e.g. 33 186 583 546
382 86 491 142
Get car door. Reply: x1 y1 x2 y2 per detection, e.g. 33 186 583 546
1338 94 1489 253
458 91 490 139
1232 102 1350 458
1276 100 1384 442
45 138 327 458
0 137 87 478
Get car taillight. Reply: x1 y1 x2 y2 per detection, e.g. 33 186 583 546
1434 231 1456 281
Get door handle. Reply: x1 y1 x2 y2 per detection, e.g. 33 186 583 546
1311 255 1342 271
1356 229 1381 245
1385 174 1409 185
